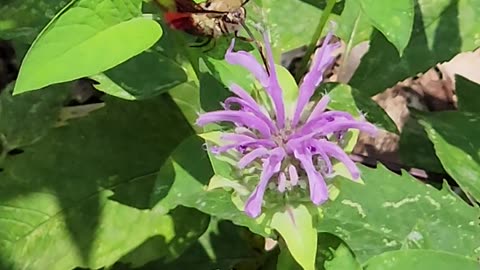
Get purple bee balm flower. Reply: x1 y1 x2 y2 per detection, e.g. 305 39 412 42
196 31 377 218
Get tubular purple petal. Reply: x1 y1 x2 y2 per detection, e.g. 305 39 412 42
310 140 333 175
306 94 330 123
196 111 273 138
263 31 286 129
224 97 277 131
244 148 285 217
238 147 269 168
298 111 358 137
225 39 270 88
293 148 329 205
318 120 378 136
292 32 340 127
318 139 360 179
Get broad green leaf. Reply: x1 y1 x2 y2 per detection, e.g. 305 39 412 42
336 0 372 49
0 94 204 269
254 0 339 56
455 75 480 114
271 205 317 270
318 164 480 263
118 206 210 268
326 83 398 133
0 84 68 154
356 0 414 54
89 73 137 100
277 245 302 270
351 0 480 96
0 0 71 43
151 135 271 237
398 117 444 173
95 23 188 100
324 243 362 270
169 82 202 131
364 250 480 270
420 111 480 201
130 219 267 270
14 0 162 94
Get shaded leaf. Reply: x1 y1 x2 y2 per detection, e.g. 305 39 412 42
151 135 271 237
0 0 71 43
455 75 480 114
96 26 188 100
326 83 398 134
130 219 266 270
0 93 202 269
398 117 444 173
420 111 480 201
0 84 68 153
350 0 480 96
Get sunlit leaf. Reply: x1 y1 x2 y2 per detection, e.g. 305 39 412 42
14 0 162 94
318 164 480 263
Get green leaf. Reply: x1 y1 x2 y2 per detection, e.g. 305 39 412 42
356 0 414 54
364 250 480 270
318 164 480 263
95 25 188 100
324 243 362 270
151 136 271 237
89 73 137 100
14 0 162 94
455 75 480 114
0 0 71 43
419 111 480 201
255 0 334 56
351 0 480 96
0 84 68 153
277 245 302 270
169 82 202 131
326 83 398 134
271 205 317 270
336 0 372 49
0 93 203 269
118 206 210 268
131 219 267 270
398 117 444 173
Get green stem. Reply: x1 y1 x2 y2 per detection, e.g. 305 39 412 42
295 0 337 82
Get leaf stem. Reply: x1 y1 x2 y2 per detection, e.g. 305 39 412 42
295 0 336 82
